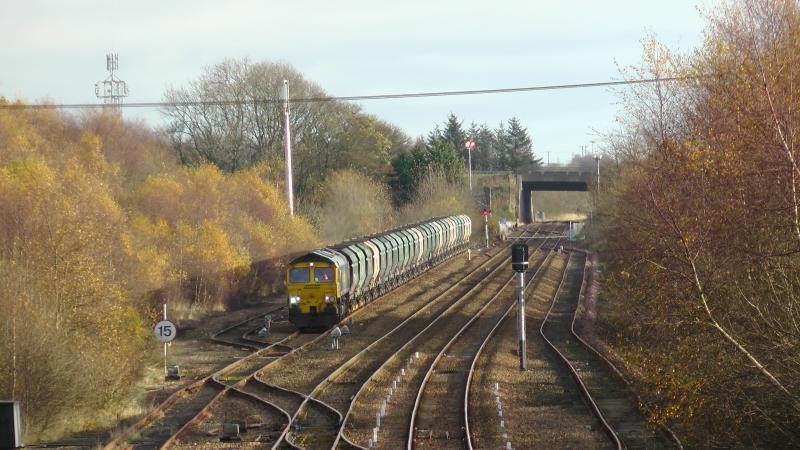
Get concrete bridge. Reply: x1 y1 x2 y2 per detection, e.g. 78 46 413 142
517 168 594 223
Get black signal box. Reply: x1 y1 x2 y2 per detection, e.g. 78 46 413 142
0 401 22 449
512 243 529 272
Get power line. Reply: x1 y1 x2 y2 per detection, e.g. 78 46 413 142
0 76 689 110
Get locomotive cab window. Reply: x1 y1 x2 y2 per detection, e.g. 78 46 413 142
289 268 309 283
315 268 334 283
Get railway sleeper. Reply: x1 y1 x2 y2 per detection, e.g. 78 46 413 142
415 429 466 440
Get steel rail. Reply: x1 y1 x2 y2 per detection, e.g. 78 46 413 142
103 304 288 450
406 235 561 449
111 227 519 450
157 329 309 450
158 317 337 450
276 229 536 449
160 240 476 448
210 307 288 350
228 387 295 441
569 251 684 450
242 378 304 449
462 236 564 449
257 380 343 449
269 242 476 448
539 252 623 449
333 228 546 450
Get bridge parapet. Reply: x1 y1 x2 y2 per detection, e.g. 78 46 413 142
519 169 594 183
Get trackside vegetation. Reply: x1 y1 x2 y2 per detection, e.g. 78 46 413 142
0 107 317 440
597 0 800 446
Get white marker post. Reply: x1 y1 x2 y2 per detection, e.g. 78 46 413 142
281 80 295 216
154 304 177 377
482 208 489 249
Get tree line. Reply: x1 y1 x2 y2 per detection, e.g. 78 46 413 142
162 61 542 207
389 114 541 203
0 107 317 440
597 0 800 447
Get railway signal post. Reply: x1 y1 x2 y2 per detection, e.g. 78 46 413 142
512 243 529 370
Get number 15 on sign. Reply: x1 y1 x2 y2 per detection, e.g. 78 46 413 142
154 320 177 343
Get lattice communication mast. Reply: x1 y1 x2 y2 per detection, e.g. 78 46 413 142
95 53 129 106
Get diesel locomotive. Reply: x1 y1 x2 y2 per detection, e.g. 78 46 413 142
286 215 472 330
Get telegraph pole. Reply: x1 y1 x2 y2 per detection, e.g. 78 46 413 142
280 80 295 216
592 152 602 227
594 153 602 191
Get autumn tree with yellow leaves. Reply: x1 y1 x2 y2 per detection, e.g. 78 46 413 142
0 106 316 440
598 1 800 447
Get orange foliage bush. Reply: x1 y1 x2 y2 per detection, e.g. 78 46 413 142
0 104 317 440
598 1 800 446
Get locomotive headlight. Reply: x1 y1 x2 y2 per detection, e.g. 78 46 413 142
324 294 335 303
289 296 300 305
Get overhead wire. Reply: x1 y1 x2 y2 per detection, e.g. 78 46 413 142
0 76 690 110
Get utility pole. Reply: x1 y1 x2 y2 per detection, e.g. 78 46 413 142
464 140 475 191
94 53 128 108
280 80 295 216
592 152 602 228
594 152 602 191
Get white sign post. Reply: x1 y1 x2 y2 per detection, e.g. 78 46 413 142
154 304 177 377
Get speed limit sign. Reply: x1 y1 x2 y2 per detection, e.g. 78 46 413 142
154 320 177 343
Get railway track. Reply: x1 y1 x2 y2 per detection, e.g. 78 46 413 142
125 228 533 450
467 249 611 449
406 237 562 449
257 226 548 449
163 318 338 449
541 252 677 449
211 307 295 351
102 225 683 450
333 227 563 449
103 305 315 450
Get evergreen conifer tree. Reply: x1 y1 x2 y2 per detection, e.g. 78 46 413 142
474 123 498 170
441 113 466 159
499 117 541 172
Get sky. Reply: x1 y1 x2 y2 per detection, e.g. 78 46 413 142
0 0 710 165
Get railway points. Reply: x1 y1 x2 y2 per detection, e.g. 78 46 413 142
108 226 518 450
89 221 680 450
263 228 534 448
102 305 311 450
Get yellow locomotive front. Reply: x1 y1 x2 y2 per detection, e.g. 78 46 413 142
287 257 340 330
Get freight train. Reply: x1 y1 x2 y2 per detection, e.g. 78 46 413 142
286 215 472 330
